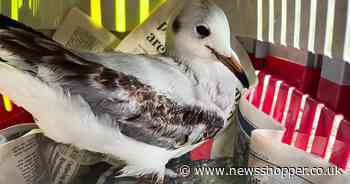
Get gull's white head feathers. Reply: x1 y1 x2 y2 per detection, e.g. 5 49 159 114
167 0 230 60
166 0 249 88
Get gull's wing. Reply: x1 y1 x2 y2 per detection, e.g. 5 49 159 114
0 15 224 150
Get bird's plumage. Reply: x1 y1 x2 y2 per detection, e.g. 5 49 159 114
0 18 222 178
0 21 224 147
0 0 247 181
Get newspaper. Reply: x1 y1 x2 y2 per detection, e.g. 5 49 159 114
248 129 350 184
0 124 49 184
115 0 181 55
53 8 120 52
0 123 125 184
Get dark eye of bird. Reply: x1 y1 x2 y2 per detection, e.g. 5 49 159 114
196 25 211 38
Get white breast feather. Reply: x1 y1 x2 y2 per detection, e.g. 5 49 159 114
0 62 199 179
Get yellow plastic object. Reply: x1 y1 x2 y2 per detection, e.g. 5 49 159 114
115 0 126 32
31 0 39 16
90 0 102 26
2 95 13 112
139 0 149 23
11 0 23 21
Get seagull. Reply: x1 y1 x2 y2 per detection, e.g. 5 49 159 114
0 0 249 182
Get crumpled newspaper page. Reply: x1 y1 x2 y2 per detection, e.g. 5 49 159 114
115 0 179 55
232 95 285 172
0 124 49 184
0 123 126 184
53 7 120 52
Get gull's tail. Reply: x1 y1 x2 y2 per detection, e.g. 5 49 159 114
0 15 85 74
0 14 48 38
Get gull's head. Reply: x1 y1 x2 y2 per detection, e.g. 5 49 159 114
166 0 249 88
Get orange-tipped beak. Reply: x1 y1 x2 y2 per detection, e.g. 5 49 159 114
206 46 249 88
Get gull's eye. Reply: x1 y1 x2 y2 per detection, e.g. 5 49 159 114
195 24 211 39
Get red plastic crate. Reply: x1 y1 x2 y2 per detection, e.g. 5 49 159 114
294 97 318 150
0 95 33 130
330 119 350 169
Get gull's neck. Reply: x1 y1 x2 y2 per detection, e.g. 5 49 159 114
165 51 235 87
164 52 240 118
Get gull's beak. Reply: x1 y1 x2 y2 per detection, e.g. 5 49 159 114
206 46 249 88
